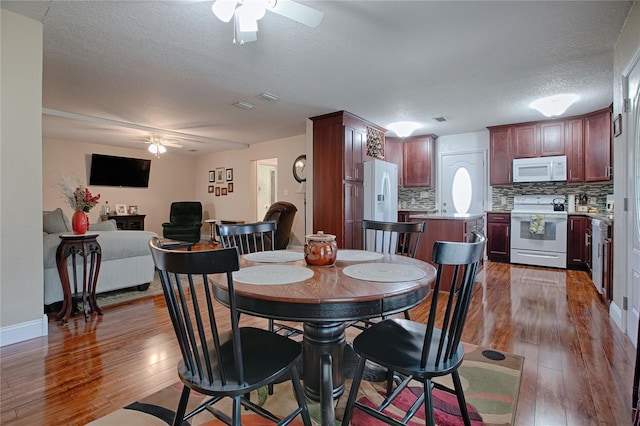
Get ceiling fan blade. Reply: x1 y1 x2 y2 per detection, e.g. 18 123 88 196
163 141 183 148
268 0 323 27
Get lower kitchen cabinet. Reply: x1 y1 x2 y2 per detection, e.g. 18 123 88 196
486 212 510 263
410 216 484 292
567 215 587 268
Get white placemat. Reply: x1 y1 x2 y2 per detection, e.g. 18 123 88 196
244 251 305 263
342 263 426 283
233 265 313 285
336 250 384 262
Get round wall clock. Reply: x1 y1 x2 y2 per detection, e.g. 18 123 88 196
293 154 307 182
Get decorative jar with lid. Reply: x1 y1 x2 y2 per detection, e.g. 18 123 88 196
304 231 337 266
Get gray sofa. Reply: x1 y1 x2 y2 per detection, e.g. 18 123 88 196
43 208 157 305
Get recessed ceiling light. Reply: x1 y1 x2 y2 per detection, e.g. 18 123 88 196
387 121 422 137
256 92 280 101
233 101 255 109
530 94 579 118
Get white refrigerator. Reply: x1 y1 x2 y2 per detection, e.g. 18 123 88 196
363 160 398 249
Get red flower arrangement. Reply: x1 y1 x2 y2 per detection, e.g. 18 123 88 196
59 178 101 212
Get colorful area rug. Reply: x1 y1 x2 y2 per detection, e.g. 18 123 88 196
89 344 522 426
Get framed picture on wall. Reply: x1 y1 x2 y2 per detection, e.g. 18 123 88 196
216 167 225 182
215 187 221 196
221 188 228 196
209 170 215 182
228 182 234 193
208 186 214 193
226 168 233 182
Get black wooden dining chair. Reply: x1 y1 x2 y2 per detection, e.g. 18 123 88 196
217 220 301 338
217 220 277 254
148 237 311 426
362 219 425 259
359 219 426 324
342 231 486 426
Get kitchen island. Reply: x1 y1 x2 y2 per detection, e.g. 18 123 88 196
408 213 484 291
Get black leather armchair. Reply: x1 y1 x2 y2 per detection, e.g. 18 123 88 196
262 201 297 250
162 201 203 244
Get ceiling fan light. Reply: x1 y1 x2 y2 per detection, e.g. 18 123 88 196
530 94 579 118
387 121 422 137
158 144 167 154
148 144 158 154
237 6 259 32
212 0 238 23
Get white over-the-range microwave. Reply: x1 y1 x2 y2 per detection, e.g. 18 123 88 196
512 155 567 183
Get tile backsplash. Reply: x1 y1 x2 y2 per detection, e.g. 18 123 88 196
491 182 613 212
399 182 613 213
398 188 436 210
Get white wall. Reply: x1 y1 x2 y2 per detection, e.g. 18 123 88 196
43 138 198 235
0 10 47 345
195 135 307 246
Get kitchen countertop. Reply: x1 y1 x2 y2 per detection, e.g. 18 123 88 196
409 213 484 220
399 208 437 213
486 209 614 224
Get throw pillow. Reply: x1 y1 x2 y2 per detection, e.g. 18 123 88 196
43 208 71 234
89 219 118 231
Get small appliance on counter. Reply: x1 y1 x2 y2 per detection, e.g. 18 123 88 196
576 193 588 212
606 195 614 213
553 197 566 211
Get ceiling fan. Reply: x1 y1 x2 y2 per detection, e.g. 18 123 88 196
211 0 324 44
142 136 183 157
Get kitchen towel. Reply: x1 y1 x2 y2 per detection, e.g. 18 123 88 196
529 214 546 234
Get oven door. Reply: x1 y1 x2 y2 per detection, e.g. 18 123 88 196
510 212 568 268
510 212 567 252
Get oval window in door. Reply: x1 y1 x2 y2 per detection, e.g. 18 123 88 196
452 167 472 213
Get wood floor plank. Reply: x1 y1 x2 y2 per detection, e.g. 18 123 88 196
0 261 636 425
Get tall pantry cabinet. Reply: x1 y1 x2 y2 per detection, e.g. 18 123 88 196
311 111 386 249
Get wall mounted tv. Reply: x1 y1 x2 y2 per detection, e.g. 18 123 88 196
89 154 151 188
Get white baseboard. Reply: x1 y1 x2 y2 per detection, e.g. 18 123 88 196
0 314 48 347
609 301 624 332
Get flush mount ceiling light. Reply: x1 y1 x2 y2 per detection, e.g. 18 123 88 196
387 121 422 138
211 0 324 45
530 94 579 118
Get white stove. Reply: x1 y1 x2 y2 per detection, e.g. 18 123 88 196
510 195 567 269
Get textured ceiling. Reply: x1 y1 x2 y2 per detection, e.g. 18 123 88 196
2 0 633 155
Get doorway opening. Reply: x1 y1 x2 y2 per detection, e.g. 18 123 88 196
256 158 277 221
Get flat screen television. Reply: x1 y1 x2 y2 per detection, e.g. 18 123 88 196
89 154 151 187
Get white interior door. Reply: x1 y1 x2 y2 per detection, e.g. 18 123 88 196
440 151 485 214
626 60 640 345
256 158 277 221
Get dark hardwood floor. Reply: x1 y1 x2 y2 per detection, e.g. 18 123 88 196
0 261 635 425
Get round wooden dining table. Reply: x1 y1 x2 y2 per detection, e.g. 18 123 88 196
209 250 436 423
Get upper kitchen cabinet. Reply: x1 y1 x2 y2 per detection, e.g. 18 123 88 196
488 107 611 185
311 111 386 249
384 137 404 187
513 121 565 158
489 126 513 185
565 118 584 183
403 135 436 187
583 108 612 182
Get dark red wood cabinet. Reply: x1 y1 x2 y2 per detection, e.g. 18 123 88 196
486 212 510 263
311 111 385 249
403 135 436 187
567 215 587 268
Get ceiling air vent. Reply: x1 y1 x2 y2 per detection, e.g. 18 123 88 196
233 101 255 110
433 116 447 122
256 92 280 101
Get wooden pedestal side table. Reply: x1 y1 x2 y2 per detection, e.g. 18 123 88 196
55 234 103 323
